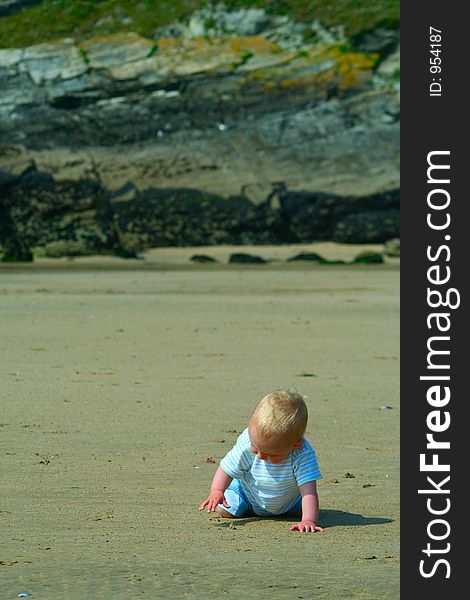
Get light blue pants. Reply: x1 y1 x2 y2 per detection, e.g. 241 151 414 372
218 479 302 517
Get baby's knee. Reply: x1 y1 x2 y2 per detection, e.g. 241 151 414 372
217 508 236 518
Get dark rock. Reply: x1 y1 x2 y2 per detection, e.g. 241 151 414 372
191 254 218 263
319 259 347 265
0 164 122 256
333 209 399 243
353 251 384 264
276 188 400 243
113 245 140 259
279 191 342 241
111 187 252 247
0 163 400 252
287 252 325 262
352 26 400 58
228 253 266 264
1 237 33 262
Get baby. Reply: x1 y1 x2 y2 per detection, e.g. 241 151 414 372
199 390 323 532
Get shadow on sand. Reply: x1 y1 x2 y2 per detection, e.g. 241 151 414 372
317 509 393 528
215 509 393 529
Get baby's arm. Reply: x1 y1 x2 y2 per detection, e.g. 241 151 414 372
290 480 324 533
199 466 233 512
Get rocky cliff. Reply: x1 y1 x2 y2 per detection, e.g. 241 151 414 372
0 3 400 259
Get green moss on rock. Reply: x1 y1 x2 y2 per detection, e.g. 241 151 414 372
0 0 399 49
353 250 384 264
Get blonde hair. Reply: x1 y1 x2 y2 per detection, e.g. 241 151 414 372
250 389 308 442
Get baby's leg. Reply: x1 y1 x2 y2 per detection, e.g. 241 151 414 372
217 479 252 518
217 508 241 518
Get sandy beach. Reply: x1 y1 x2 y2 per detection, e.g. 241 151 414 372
1 243 399 599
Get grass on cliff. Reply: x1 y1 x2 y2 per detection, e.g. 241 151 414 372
0 0 399 48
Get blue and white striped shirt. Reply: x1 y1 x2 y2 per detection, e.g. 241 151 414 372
220 428 322 516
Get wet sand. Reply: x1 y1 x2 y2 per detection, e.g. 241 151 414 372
1 244 399 599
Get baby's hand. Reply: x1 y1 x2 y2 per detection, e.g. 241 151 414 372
199 490 230 513
290 520 324 533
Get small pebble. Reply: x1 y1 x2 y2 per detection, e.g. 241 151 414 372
379 405 393 411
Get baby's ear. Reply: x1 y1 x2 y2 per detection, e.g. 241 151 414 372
293 438 304 450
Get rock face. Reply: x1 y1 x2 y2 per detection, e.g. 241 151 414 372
0 31 398 197
0 9 400 255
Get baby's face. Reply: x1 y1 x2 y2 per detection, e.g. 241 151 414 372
249 423 302 464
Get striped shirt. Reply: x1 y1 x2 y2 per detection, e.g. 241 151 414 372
220 428 322 516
